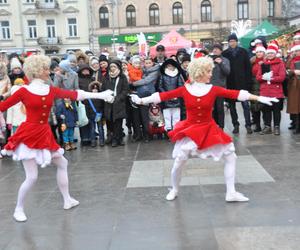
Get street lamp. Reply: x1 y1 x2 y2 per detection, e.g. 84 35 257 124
104 0 122 54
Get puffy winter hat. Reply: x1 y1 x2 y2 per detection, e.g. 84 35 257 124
250 39 263 47
90 56 99 65
266 41 279 54
99 54 108 63
68 53 77 63
213 43 223 51
181 53 191 63
109 59 122 71
291 44 300 52
59 60 72 72
10 58 22 69
156 45 165 52
253 45 266 53
227 33 238 42
131 55 141 64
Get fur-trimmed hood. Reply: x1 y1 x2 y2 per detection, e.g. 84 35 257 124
88 80 102 92
160 59 181 75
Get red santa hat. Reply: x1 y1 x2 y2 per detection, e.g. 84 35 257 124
266 41 279 54
293 32 300 40
253 44 266 53
251 39 263 47
291 44 300 52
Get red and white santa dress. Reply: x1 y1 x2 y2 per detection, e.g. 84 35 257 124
0 79 112 167
131 81 257 201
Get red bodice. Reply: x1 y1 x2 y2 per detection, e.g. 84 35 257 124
0 86 78 151
159 85 240 149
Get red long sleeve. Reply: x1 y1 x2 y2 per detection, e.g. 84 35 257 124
159 86 184 101
0 88 23 112
52 87 78 100
214 86 240 100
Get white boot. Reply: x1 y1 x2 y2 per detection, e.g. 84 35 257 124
64 198 80 210
13 209 27 222
166 189 178 201
226 192 249 202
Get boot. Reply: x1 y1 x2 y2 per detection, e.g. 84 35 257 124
232 125 239 134
293 115 300 134
70 142 77 150
91 140 97 147
253 124 262 132
260 126 272 135
64 142 72 151
118 138 125 146
274 126 280 136
111 139 118 147
246 126 253 134
105 133 112 145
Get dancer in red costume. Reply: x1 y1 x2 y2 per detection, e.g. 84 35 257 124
131 57 278 201
0 55 114 222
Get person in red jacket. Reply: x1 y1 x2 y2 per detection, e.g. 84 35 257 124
0 55 114 222
131 57 278 202
256 41 286 135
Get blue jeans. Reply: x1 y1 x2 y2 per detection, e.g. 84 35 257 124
63 127 74 143
228 100 251 127
89 119 104 143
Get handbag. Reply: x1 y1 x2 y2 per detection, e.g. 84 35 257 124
77 101 89 127
88 99 102 122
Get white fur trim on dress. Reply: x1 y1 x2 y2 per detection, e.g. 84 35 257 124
1 143 64 168
185 82 213 97
24 79 50 96
237 90 251 101
172 137 236 161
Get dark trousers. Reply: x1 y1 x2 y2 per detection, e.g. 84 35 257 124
126 96 134 130
213 97 225 128
132 105 149 138
252 110 261 128
262 99 283 127
228 100 251 127
106 118 123 141
89 119 104 143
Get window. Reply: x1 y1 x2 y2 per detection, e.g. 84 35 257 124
126 5 136 27
45 0 54 2
67 18 77 37
46 19 56 38
99 6 109 28
268 0 274 17
0 0 7 3
25 0 35 3
201 0 212 22
0 21 10 40
149 3 159 26
237 0 248 19
27 20 37 39
173 2 183 24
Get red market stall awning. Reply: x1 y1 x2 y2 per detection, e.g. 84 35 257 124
150 30 192 57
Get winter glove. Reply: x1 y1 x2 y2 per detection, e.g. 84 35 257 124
130 94 142 105
130 93 161 105
262 72 273 83
257 96 279 106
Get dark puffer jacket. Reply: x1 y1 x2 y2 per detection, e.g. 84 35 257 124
158 59 184 109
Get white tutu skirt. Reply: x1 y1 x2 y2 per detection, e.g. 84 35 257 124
1 143 64 168
172 137 235 161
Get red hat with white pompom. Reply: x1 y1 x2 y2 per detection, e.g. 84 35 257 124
253 44 266 53
266 40 279 54
293 32 300 40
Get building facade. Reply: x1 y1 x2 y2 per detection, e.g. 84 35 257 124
90 0 284 52
0 0 90 54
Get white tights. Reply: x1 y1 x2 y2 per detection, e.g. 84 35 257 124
170 152 237 194
15 156 73 212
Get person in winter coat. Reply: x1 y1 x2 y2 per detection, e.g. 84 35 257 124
9 58 27 86
86 81 105 147
128 56 143 83
102 60 129 147
287 44 300 133
89 56 100 81
54 60 79 92
0 62 11 100
98 55 109 80
256 42 286 135
222 33 253 134
158 59 184 132
6 78 26 134
250 45 266 132
76 51 89 66
210 44 231 129
131 57 160 142
180 54 191 82
154 45 167 65
77 64 94 145
56 98 78 151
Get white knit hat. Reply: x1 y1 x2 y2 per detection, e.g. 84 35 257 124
10 58 22 69
253 45 266 53
131 55 141 64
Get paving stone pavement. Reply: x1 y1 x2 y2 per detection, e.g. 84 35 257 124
1 108 300 250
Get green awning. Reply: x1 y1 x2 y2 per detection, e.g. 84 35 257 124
240 20 279 48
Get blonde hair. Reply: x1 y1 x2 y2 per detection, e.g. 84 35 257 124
188 57 214 82
23 55 51 80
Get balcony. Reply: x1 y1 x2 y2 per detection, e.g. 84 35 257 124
35 0 60 14
37 37 62 50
